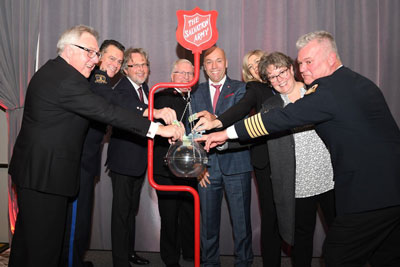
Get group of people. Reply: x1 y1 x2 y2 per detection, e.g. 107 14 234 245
7 23 400 267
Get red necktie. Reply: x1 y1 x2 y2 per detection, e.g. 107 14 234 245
137 87 144 102
212 84 221 113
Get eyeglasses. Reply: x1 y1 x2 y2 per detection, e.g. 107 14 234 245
267 68 289 82
127 63 149 69
72 44 101 58
173 71 194 77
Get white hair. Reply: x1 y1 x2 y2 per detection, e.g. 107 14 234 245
296 30 341 61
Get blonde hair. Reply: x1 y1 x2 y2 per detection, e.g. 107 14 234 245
242 50 265 82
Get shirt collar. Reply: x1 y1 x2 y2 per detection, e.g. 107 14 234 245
208 75 227 88
127 76 142 90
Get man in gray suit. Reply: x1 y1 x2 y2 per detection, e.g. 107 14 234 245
191 46 253 267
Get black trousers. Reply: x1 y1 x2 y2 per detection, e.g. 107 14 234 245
156 175 195 265
110 170 145 267
60 164 96 267
254 165 282 267
292 189 336 267
324 205 400 267
9 187 68 267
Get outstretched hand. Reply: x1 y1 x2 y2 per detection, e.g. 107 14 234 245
156 123 184 141
193 110 222 132
154 107 177 125
196 130 229 152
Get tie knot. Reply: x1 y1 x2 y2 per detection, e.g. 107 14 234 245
212 84 221 91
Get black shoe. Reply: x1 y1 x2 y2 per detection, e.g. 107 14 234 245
129 252 150 265
83 261 94 267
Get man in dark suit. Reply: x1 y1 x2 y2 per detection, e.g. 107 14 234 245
108 47 177 267
61 39 125 267
8 25 184 267
199 31 400 267
154 59 197 267
191 46 254 266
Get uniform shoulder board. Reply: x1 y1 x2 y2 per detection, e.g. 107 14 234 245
94 74 107 84
305 84 318 95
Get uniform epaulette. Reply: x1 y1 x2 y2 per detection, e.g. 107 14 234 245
94 74 107 84
305 84 318 95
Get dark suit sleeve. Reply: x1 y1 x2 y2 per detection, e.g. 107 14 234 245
235 84 336 140
58 77 150 137
112 80 148 113
217 83 258 127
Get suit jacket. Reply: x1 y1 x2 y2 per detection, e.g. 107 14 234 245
9 57 151 197
235 66 400 215
191 76 252 175
106 76 149 177
153 88 197 191
217 81 275 168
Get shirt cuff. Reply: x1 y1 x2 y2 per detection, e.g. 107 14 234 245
146 122 159 138
226 125 238 139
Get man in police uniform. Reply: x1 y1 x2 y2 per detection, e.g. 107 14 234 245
198 31 400 266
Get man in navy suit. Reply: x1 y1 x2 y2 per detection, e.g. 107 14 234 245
191 46 253 267
107 48 177 267
199 31 400 267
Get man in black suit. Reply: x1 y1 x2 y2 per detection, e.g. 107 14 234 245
108 47 177 267
8 25 184 267
199 31 400 266
154 59 197 267
61 39 125 267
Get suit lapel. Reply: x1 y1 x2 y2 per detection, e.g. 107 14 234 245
200 83 213 113
215 77 234 115
142 83 149 98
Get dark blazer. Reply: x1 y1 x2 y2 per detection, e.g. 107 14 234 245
153 88 188 177
153 88 197 188
236 66 400 215
9 57 150 197
191 77 253 175
80 68 115 177
106 76 149 176
217 81 274 168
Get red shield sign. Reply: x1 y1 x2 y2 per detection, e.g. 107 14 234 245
176 7 218 53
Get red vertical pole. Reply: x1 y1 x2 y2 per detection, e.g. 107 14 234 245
147 52 201 267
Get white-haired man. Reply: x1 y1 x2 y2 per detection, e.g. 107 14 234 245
8 25 183 267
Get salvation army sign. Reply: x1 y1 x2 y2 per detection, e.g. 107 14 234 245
176 7 218 53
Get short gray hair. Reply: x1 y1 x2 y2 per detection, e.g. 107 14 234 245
171 58 194 75
259 52 294 83
296 30 341 61
56 25 99 55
